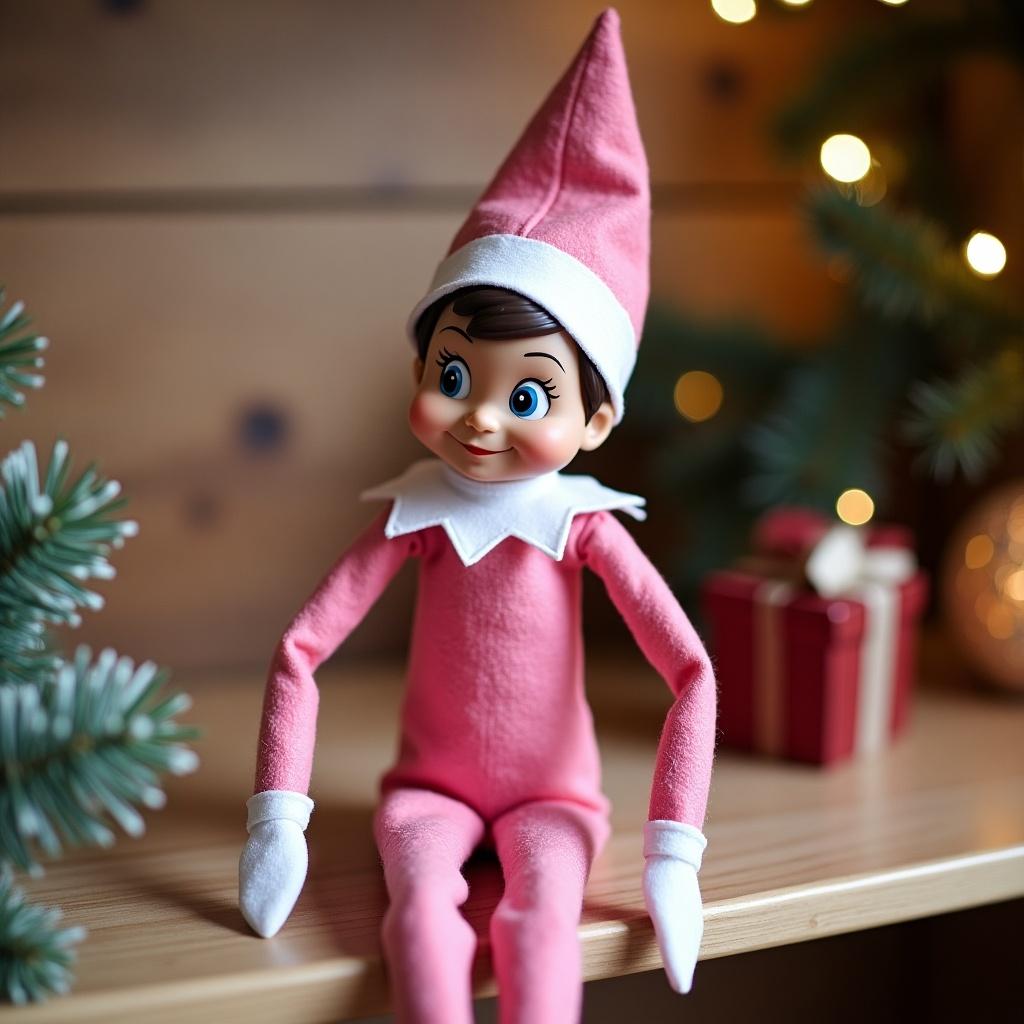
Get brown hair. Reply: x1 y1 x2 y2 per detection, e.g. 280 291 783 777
414 286 610 424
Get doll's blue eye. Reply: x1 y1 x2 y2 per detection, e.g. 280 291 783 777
509 380 551 420
439 358 471 400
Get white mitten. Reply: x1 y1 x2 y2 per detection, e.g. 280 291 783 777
642 819 708 994
239 789 314 938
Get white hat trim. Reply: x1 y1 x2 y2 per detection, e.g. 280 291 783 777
405 233 636 423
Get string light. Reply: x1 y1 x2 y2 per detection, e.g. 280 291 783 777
820 134 872 183
710 0 757 25
836 488 875 526
673 371 723 422
963 231 1007 278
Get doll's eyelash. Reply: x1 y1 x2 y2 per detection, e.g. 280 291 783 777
538 377 559 399
435 346 460 368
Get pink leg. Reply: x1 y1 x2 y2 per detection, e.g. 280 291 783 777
489 800 610 1024
374 787 486 1024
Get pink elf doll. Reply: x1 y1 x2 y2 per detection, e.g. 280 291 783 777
238 9 716 1023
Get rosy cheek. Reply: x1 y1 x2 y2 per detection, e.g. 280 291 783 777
409 392 445 435
515 421 577 464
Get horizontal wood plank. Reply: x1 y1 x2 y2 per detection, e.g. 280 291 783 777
6 649 1024 1021
0 0 863 193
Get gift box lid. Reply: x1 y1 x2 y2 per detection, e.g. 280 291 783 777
701 567 929 645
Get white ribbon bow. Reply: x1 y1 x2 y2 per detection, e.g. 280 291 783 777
805 524 917 598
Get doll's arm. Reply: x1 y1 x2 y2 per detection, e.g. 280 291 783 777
254 504 418 794
581 510 715 992
580 510 715 827
240 505 416 938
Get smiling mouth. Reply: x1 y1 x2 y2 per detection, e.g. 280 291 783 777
448 433 511 457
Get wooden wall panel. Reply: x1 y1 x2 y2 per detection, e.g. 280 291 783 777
0 209 836 668
0 0 860 193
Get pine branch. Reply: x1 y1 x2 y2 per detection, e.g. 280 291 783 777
0 615 61 687
742 310 927 510
0 440 137 634
806 188 1024 345
902 349 1024 481
0 291 48 417
0 866 85 1004
775 12 1023 155
0 646 200 874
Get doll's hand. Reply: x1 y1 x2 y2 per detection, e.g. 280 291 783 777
642 820 708 994
238 789 314 938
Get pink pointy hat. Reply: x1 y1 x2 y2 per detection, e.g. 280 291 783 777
406 7 650 423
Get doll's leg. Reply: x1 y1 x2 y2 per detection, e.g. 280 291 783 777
373 787 486 1024
488 799 610 1024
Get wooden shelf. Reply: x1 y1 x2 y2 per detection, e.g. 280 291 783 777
9 650 1024 1023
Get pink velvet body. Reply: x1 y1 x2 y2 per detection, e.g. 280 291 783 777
255 504 716 829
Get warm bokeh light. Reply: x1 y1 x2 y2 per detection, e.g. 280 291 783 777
820 134 872 183
963 231 1007 278
836 488 875 526
942 481 1024 690
674 371 724 422
986 603 1015 640
779 0 813 6
878 0 910 6
964 534 995 570
710 0 757 25
1004 569 1024 603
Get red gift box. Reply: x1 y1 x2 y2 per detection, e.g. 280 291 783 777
701 509 929 765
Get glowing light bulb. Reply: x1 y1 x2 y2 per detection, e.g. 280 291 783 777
836 488 875 526
878 0 909 6
780 0 813 5
820 134 872 183
711 0 757 25
674 371 724 422
963 231 1006 278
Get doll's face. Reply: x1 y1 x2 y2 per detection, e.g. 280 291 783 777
409 302 615 482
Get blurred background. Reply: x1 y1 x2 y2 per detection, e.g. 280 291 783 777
2 0 1022 677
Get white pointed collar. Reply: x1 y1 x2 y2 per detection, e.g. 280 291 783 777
360 458 646 566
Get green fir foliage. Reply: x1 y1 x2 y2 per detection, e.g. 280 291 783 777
0 291 199 1004
903 350 1024 481
0 439 137 638
0 867 85 1005
0 646 199 875
0 290 47 415
775 5 1022 156
806 189 1024 344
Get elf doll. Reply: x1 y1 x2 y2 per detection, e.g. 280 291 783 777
238 9 716 1023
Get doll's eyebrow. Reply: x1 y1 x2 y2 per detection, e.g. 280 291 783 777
524 352 565 372
440 326 474 343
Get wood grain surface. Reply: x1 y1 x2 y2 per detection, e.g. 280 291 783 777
6 647 1024 1023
